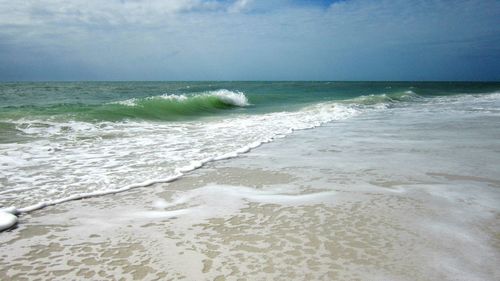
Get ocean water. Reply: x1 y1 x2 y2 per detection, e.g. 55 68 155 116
0 81 499 213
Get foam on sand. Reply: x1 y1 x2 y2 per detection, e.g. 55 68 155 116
135 184 336 221
0 208 18 232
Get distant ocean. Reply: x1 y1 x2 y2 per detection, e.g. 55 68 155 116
1 81 499 213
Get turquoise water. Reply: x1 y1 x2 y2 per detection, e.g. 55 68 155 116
1 82 498 122
0 82 499 212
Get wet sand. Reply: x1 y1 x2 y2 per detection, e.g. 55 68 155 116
1 115 499 281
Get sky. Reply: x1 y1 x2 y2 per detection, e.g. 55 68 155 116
0 0 499 81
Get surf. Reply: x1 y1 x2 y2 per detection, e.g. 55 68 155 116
0 89 250 122
106 89 249 120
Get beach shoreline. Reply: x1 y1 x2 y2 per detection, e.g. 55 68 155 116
1 103 499 280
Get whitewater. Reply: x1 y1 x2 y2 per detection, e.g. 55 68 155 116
0 89 358 216
0 81 499 227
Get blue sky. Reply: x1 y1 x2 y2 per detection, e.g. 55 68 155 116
0 0 499 81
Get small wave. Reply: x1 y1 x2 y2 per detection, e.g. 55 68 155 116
345 90 421 107
0 90 250 122
113 89 248 107
103 89 249 120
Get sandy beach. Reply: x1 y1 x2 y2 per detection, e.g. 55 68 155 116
1 104 499 281
1 0 499 279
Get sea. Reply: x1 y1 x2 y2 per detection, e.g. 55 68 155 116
0 81 499 214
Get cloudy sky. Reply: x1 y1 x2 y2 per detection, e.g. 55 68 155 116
0 0 499 81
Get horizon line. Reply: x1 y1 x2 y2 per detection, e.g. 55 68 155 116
1 80 499 83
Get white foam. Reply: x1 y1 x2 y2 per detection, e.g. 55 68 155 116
159 89 249 107
111 89 248 107
0 100 358 215
209 89 249 106
156 93 188 101
111 98 137 106
152 198 169 209
136 184 335 220
0 211 17 232
15 174 182 213
133 209 191 219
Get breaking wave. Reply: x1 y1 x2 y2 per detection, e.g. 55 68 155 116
1 90 250 122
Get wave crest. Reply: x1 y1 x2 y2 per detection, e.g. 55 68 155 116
98 89 249 120
347 90 421 106
115 89 248 107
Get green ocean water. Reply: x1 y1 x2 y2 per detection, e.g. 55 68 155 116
1 81 498 123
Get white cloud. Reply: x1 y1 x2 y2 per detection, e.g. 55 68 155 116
228 0 252 13
0 0 224 26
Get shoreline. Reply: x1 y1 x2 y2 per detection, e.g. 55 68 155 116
0 112 329 227
1 106 499 280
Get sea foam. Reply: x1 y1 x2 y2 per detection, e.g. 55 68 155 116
135 184 336 221
110 89 248 109
0 97 358 215
0 208 18 232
